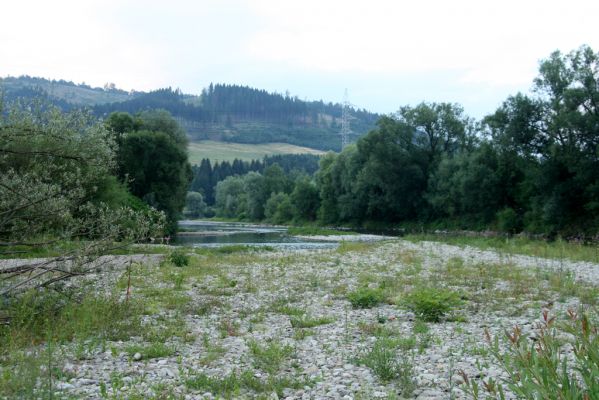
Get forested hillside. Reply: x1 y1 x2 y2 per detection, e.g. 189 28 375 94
1 77 378 151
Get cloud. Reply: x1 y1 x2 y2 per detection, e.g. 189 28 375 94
245 0 599 86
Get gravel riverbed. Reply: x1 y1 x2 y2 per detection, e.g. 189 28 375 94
2 238 597 399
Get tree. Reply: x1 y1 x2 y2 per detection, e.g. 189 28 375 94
190 158 214 204
105 110 192 234
135 109 188 150
185 192 207 218
290 177 320 221
397 102 474 166
214 175 247 218
119 131 191 234
264 192 293 224
243 172 267 220
354 117 428 222
484 45 599 234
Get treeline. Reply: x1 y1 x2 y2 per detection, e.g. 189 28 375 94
94 84 377 128
95 88 208 121
188 154 320 207
209 164 319 222
208 46 599 237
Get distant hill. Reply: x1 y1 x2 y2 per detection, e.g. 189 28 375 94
0 76 380 151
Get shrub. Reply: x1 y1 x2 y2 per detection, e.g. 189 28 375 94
347 287 386 308
402 287 462 322
169 249 189 267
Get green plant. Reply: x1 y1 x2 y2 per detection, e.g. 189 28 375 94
460 309 599 399
347 287 386 309
289 315 335 328
247 339 294 374
185 369 313 399
356 338 416 394
125 342 175 360
169 249 190 267
402 287 462 322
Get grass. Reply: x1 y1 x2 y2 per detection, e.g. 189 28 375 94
356 338 416 395
247 339 294 374
188 140 324 164
185 369 312 399
193 244 274 255
3 228 599 398
404 234 599 263
289 315 335 328
287 226 358 236
125 342 175 360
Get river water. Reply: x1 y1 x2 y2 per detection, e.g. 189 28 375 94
176 220 338 250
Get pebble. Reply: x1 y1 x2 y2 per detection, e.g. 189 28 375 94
17 240 595 399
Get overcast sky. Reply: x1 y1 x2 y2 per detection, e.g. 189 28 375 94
1 0 597 118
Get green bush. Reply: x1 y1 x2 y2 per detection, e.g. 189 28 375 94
402 287 462 322
347 287 386 309
169 249 190 268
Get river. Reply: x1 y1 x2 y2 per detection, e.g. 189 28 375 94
176 220 338 250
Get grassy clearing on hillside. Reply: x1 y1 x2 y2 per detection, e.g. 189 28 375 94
187 141 325 164
404 234 599 263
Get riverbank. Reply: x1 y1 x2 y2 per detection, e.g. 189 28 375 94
1 238 597 399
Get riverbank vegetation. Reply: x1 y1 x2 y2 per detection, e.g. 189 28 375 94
202 46 599 239
0 101 194 295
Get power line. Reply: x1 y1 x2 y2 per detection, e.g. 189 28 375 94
340 89 352 149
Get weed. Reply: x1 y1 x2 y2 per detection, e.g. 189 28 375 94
199 334 226 365
347 287 386 309
460 309 599 399
402 287 462 322
337 241 374 254
218 319 240 338
247 339 294 374
293 328 315 340
125 342 175 360
185 369 312 399
289 315 335 329
356 338 416 393
169 249 190 268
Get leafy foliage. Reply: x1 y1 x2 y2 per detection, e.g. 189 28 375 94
461 309 599 399
0 102 164 295
169 249 190 268
347 287 386 309
106 110 192 234
402 287 462 322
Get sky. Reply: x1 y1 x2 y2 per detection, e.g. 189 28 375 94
1 0 598 118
